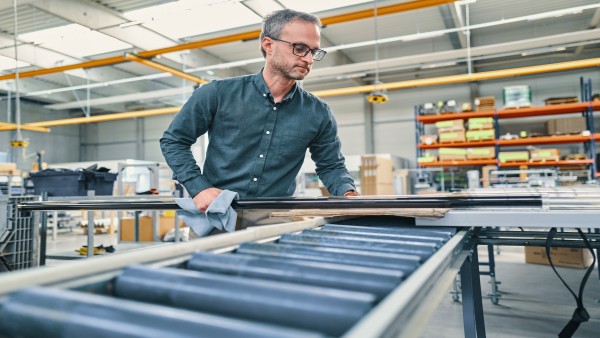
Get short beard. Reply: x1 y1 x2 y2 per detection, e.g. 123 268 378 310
271 55 310 81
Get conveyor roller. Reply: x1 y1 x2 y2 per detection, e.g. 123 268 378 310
0 220 460 337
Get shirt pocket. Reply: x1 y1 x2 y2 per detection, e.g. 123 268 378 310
277 129 313 161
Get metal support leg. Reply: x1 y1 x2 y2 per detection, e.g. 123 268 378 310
39 193 48 266
450 274 461 302
87 191 95 258
461 248 486 338
486 244 501 305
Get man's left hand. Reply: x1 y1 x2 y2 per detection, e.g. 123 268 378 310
344 190 360 197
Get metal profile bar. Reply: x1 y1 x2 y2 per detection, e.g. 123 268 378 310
124 53 208 84
18 195 544 211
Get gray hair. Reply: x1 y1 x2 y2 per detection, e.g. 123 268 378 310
260 9 322 57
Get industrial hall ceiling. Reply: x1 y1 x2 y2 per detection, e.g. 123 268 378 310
0 0 599 124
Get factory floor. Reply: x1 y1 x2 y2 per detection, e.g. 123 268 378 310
42 230 600 338
422 246 600 338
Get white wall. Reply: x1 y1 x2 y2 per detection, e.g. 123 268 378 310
0 99 80 170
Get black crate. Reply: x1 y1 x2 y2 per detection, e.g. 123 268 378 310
30 169 117 197
0 196 38 271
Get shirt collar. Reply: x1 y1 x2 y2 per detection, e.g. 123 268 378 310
253 68 298 102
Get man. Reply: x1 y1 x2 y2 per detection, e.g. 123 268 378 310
160 9 357 231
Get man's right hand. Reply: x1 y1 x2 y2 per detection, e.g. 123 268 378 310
192 187 223 212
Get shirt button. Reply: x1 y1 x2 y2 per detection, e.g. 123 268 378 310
259 154 264 158
266 131 270 135
253 178 258 182
273 107 277 111
263 93 267 97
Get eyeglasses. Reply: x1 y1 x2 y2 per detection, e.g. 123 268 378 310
269 37 327 61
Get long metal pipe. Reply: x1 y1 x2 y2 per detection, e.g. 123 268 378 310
0 0 454 82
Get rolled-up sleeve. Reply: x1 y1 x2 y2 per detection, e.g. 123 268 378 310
309 106 356 196
160 83 217 197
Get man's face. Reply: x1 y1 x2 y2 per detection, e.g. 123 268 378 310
269 20 321 81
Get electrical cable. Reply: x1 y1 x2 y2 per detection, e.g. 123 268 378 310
545 228 597 338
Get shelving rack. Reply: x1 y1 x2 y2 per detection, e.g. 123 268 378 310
415 79 599 188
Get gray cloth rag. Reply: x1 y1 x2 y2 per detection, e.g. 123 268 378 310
174 190 239 237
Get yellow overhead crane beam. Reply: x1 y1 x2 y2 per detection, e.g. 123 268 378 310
24 106 181 128
0 122 50 133
124 53 208 84
17 57 600 128
312 57 600 97
0 0 455 81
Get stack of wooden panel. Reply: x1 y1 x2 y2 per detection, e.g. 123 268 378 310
475 96 495 112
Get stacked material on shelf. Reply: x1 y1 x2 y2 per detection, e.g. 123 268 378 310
530 148 560 162
474 96 495 112
499 151 529 163
419 135 437 145
546 117 587 135
503 85 532 109
417 153 437 164
466 129 495 141
436 119 465 144
544 97 578 105
467 117 494 130
438 148 467 161
467 147 496 160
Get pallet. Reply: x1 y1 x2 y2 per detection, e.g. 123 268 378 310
529 157 560 163
563 154 587 161
466 137 495 142
545 97 578 105
439 140 467 144
503 105 532 110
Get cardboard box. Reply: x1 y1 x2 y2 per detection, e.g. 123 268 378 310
466 129 495 141
467 147 496 160
120 216 187 242
525 246 593 269
0 163 17 172
420 135 437 145
439 148 466 161
435 119 464 133
546 117 586 135
530 148 560 161
438 131 466 143
481 165 497 188
468 117 494 130
360 155 394 195
31 162 48 172
499 151 529 163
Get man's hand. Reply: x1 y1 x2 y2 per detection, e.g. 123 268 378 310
193 187 223 212
344 190 360 197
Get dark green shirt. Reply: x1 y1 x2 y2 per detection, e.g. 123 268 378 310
160 70 355 199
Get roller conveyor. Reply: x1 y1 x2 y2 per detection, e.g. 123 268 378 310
0 218 466 338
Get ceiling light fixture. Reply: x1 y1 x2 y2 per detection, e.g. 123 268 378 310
119 20 145 28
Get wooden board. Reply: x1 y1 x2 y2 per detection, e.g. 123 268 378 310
270 208 450 219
